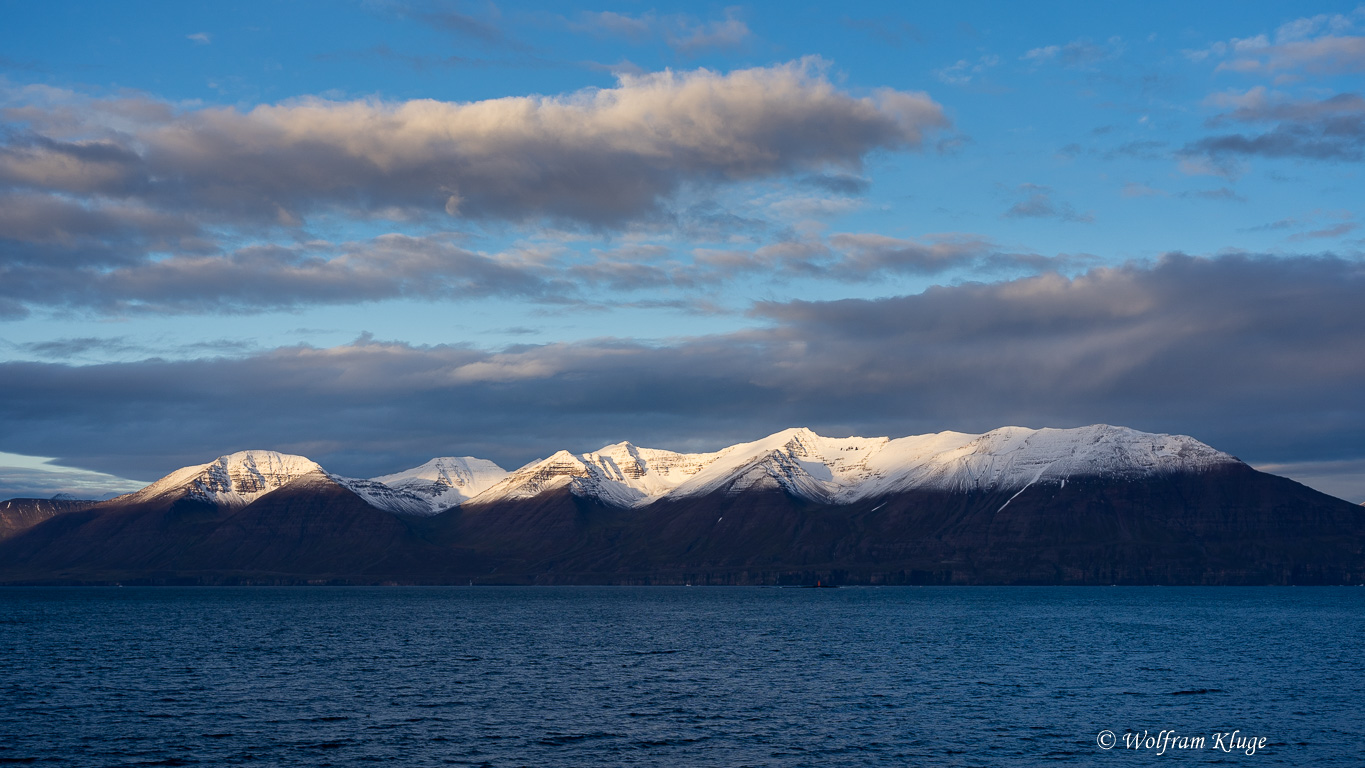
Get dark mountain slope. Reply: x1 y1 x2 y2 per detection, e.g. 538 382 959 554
0 498 100 541
1 462 1361 585
430 464 1365 585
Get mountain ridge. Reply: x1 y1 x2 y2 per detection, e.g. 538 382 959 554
1 424 1359 586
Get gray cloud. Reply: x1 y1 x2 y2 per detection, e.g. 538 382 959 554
840 16 922 48
1188 92 1365 162
384 1 525 50
799 172 871 195
1287 221 1358 241
824 233 1091 277
2 255 1359 483
1021 37 1123 69
1104 140 1168 161
1188 10 1365 75
934 55 999 85
0 62 946 229
312 43 555 72
0 233 573 315
19 337 139 359
571 8 753 54
1004 184 1094 223
1182 187 1245 202
3 224 1075 317
0 192 208 268
1217 35 1365 75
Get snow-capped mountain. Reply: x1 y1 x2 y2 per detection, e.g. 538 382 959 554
94 426 1242 516
110 449 438 517
464 442 721 508
461 425 1240 508
115 450 326 509
370 457 508 514
4 426 1360 586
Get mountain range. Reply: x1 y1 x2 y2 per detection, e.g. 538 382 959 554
1 425 1361 585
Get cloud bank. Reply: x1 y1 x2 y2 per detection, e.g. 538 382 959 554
0 61 946 229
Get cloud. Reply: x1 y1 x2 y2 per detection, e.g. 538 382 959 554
0 233 580 316
1241 210 1355 239
1121 182 1167 198
313 43 555 72
798 172 871 195
3 221 1078 317
1186 10 1365 75
0 61 947 229
186 32 212 45
1003 184 1094 222
0 452 145 499
575 11 654 42
840 16 921 48
690 232 1084 284
1287 221 1358 241
1186 90 1365 162
1103 140 1168 161
824 233 1088 278
571 8 752 54
0 191 208 268
6 254 1357 481
1181 187 1245 202
388 1 521 49
18 337 140 359
1021 37 1122 69
1251 458 1365 504
934 54 999 86
667 8 751 54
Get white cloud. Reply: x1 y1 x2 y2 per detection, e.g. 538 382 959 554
1190 10 1365 74
934 54 1000 85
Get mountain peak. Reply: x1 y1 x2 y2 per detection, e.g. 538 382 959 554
119 450 323 509
369 456 508 515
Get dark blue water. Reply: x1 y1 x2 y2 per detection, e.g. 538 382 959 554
1 587 1362 766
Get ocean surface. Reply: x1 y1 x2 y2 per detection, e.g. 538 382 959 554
1 587 1362 767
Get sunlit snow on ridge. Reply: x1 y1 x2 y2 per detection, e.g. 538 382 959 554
60 425 1248 517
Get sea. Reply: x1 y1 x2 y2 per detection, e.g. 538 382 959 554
1 586 1362 766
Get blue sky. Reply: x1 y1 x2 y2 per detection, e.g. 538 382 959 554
1 1 1362 501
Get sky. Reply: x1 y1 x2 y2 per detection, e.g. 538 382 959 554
1 1 1362 502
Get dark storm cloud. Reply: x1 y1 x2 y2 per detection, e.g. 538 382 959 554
0 61 946 229
2 254 1359 481
1187 92 1365 162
